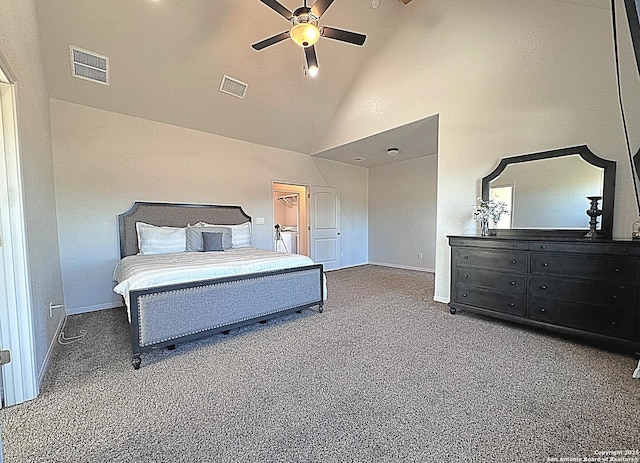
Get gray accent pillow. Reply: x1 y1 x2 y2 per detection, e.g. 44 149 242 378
186 225 232 251
202 232 224 252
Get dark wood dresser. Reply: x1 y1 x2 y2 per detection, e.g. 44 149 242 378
448 236 640 351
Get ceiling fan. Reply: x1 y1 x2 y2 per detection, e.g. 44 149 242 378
251 0 367 77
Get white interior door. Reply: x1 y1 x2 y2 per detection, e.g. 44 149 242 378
0 205 5 409
0 74 37 406
309 186 341 271
0 80 12 409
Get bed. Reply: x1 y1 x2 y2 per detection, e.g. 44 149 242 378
113 201 324 369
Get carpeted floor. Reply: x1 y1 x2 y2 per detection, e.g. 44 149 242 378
1 265 638 462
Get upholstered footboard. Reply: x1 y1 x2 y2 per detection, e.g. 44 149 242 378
129 264 324 369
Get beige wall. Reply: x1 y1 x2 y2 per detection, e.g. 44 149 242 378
50 100 369 313
369 155 438 271
0 0 65 382
315 0 640 302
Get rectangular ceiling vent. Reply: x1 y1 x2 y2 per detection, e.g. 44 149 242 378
69 46 109 85
219 75 248 99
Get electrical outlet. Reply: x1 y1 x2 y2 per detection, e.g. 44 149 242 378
418 253 423 259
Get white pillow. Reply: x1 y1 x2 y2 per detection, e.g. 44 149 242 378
228 222 252 248
194 221 252 248
136 222 186 255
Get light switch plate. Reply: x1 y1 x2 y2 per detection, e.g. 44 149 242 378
255 217 265 225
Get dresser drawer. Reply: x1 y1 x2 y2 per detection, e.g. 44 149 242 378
530 241 640 257
530 253 638 283
449 238 529 251
529 276 637 309
456 267 526 294
454 248 527 273
529 297 635 340
454 285 526 317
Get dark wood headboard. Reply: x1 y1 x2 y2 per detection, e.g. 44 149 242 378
118 201 251 258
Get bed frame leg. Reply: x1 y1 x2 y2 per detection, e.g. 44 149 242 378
132 356 141 370
318 303 324 314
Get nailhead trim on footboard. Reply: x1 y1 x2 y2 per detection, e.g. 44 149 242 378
129 265 324 353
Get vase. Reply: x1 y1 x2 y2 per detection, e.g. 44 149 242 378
481 220 489 237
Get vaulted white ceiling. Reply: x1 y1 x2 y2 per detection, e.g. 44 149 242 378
34 0 610 166
36 1 416 161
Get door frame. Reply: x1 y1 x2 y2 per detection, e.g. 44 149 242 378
272 181 309 257
0 56 38 406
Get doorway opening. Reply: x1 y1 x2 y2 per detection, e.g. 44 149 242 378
272 182 309 256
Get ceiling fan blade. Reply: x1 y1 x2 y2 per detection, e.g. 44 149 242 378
320 26 366 46
311 0 335 18
252 31 291 50
259 0 293 20
304 44 319 71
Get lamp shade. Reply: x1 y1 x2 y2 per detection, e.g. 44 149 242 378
290 23 320 47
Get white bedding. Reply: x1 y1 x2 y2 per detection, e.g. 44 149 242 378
113 247 324 308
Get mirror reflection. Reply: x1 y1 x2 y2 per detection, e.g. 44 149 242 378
489 154 605 230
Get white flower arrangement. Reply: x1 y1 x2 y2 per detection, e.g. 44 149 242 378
473 198 509 225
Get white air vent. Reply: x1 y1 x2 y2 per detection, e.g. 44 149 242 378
219 75 248 99
70 46 109 85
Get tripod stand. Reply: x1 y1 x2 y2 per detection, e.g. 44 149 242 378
274 224 288 253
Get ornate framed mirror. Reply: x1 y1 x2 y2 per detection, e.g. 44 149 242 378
481 145 616 239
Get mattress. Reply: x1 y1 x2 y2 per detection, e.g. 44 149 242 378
113 247 325 308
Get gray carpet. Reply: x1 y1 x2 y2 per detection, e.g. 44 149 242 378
1 265 638 462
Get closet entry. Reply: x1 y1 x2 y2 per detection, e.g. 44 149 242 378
272 182 309 256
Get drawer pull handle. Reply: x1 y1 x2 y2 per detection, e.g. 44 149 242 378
511 260 517 264
509 302 515 307
540 245 546 249
615 268 620 273
464 256 469 259
540 308 546 313
512 244 518 248
540 285 547 290
542 263 549 267
612 295 618 300
510 281 516 285
463 293 468 297
622 248 628 253
611 321 616 326
464 275 469 279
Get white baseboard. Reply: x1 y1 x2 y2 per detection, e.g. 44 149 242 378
368 261 435 273
65 301 122 315
325 262 368 272
433 295 449 304
38 314 66 389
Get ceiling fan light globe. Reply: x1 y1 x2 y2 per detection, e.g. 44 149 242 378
308 66 319 77
290 23 320 48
